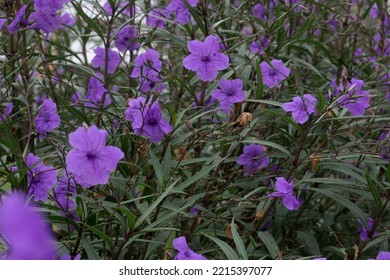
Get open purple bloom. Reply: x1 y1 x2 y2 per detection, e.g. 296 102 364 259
65 125 124 188
252 4 267 22
236 144 270 175
173 236 207 260
260 59 290 88
26 153 57 202
166 0 198 25
126 97 172 143
8 5 28 34
115 26 140 52
146 8 168 29
139 73 165 93
376 252 390 260
29 7 63 34
0 192 56 260
85 76 110 108
131 49 162 78
54 174 78 221
183 35 229 82
91 47 121 74
333 78 370 116
211 78 246 110
282 94 317 124
357 217 377 241
250 37 270 55
268 177 300 211
35 99 61 138
34 0 69 10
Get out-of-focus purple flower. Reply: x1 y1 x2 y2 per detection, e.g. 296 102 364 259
313 257 327 260
173 236 207 260
369 3 379 19
252 4 267 22
0 103 14 122
374 33 390 56
268 177 300 211
377 131 390 160
61 12 76 26
8 5 28 34
61 253 81 260
54 174 78 221
250 37 270 55
26 153 57 202
103 1 137 17
71 92 82 104
211 78 246 110
353 48 364 63
85 76 110 108
0 192 56 260
91 47 121 74
327 14 337 33
333 78 370 116
131 49 162 78
260 59 290 88
166 0 198 25
28 7 63 34
357 217 377 241
34 0 69 10
282 94 317 124
376 252 390 260
65 125 124 188
146 8 168 29
35 99 61 138
115 26 140 52
126 97 172 143
139 73 165 93
236 144 270 175
183 35 229 82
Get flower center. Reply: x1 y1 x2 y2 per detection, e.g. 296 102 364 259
201 56 211 63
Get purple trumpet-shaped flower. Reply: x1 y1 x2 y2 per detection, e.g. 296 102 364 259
131 49 162 78
65 125 124 188
91 47 121 74
260 59 290 88
357 217 377 242
0 192 56 260
35 99 61 138
173 236 207 260
250 37 271 55
236 144 270 175
26 153 57 202
282 94 317 124
54 174 78 222
8 5 28 34
211 78 246 110
166 0 198 25
376 252 390 260
85 76 110 108
146 8 168 29
115 26 140 52
183 35 229 82
268 177 300 211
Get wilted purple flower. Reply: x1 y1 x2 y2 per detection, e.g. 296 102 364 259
260 59 290 88
8 5 28 34
65 125 124 188
376 252 390 260
146 8 168 29
166 0 198 25
0 192 56 260
26 153 57 202
131 49 162 78
183 35 229 82
282 94 317 124
250 37 270 55
126 97 172 143
357 217 377 241
115 26 140 52
35 99 61 137
236 144 270 175
333 78 370 116
173 236 207 260
91 47 121 74
211 78 246 110
0 103 14 122
54 174 78 221
268 177 300 211
85 76 110 108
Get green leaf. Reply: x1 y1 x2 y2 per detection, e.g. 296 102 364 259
296 231 321 256
81 237 100 260
230 218 248 260
203 233 239 260
257 231 279 259
149 148 165 189
81 222 114 248
365 168 383 209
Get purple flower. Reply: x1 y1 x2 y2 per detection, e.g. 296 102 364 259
115 26 140 52
173 236 207 260
357 217 377 241
61 253 81 260
268 177 300 211
8 5 28 34
166 0 198 25
28 8 63 34
282 94 317 124
85 76 110 108
260 59 290 88
0 103 14 122
35 99 61 137
131 49 162 78
378 131 390 160
236 144 270 175
139 73 165 93
26 153 57 202
0 192 56 260
54 174 78 221
333 78 370 116
125 97 172 143
61 12 76 26
252 4 267 22
103 1 136 17
91 47 121 74
183 35 229 82
211 78 246 110
34 0 68 10
71 91 82 104
250 37 271 55
369 3 379 19
65 125 124 188
146 8 168 29
376 252 390 260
